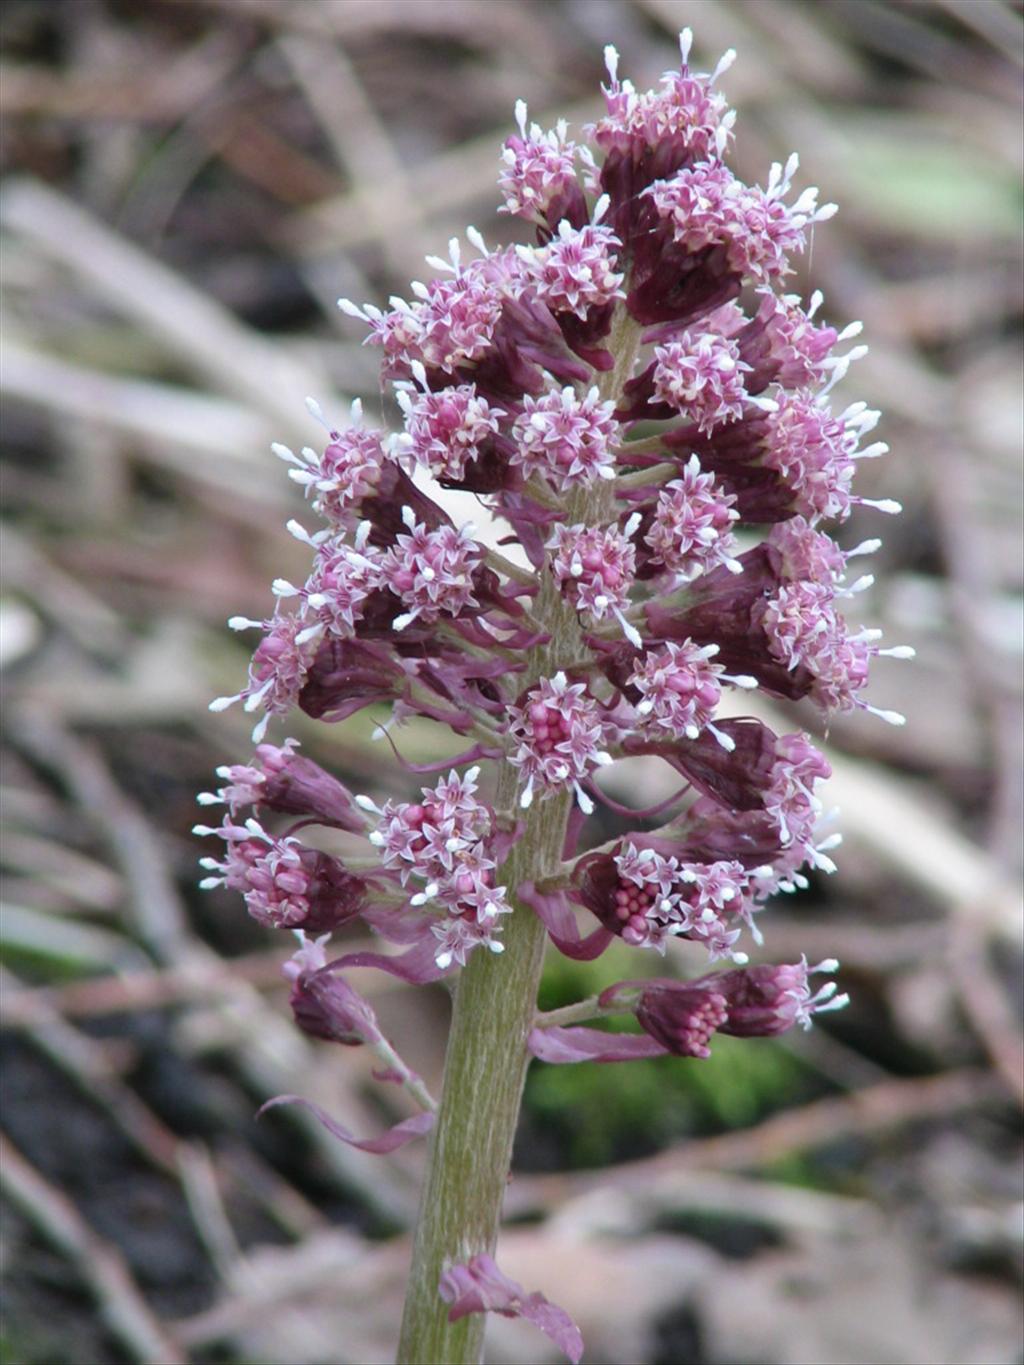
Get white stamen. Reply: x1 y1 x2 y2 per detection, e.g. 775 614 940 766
846 538 882 558
614 607 643 649
707 723 735 752
711 48 736 83
865 705 906 726
813 992 850 1015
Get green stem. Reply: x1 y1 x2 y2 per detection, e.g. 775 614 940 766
534 995 608 1029
615 458 680 487
395 782 572 1365
396 308 643 1365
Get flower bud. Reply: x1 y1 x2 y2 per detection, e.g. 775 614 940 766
626 956 848 1057
287 942 382 1047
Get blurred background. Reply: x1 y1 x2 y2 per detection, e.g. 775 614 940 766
1 1 1022 1362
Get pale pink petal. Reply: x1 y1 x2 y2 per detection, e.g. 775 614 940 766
258 1096 434 1152
331 941 453 983
518 880 613 962
440 1253 583 1363
528 1024 668 1064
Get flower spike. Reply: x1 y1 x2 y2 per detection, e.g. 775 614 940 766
201 31 906 1362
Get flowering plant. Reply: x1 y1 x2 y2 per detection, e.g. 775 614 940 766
198 31 909 1364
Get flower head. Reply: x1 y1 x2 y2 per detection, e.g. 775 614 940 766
286 941 383 1046
396 378 504 482
588 34 734 166
210 610 317 741
622 956 848 1056
499 104 586 224
379 511 483 631
652 329 750 432
522 220 624 319
511 386 620 490
630 639 756 745
509 673 616 812
275 401 392 525
644 455 741 580
648 155 835 285
548 521 637 634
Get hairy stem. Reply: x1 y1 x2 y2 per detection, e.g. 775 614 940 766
395 782 572 1364
533 995 618 1029
396 310 642 1364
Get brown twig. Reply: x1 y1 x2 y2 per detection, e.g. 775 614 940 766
0 1134 187 1365
507 1067 1007 1217
0 950 287 1027
11 710 421 1225
948 916 1024 1106
0 177 339 438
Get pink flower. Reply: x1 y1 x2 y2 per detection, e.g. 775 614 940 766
548 520 638 636
629 638 756 745
379 511 483 631
593 956 849 1058
530 958 847 1065
372 768 492 885
576 839 754 959
209 610 317 741
648 155 836 285
277 525 384 641
366 768 512 969
523 220 624 319
196 817 369 932
651 328 750 432
742 289 843 391
274 400 392 524
499 103 587 225
644 455 741 580
588 34 734 166
509 672 616 812
396 377 504 482
511 385 620 490
197 737 365 828
341 252 508 379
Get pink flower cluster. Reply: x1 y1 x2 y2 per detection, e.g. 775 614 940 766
202 25 909 984
199 31 910 1361
369 768 512 968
